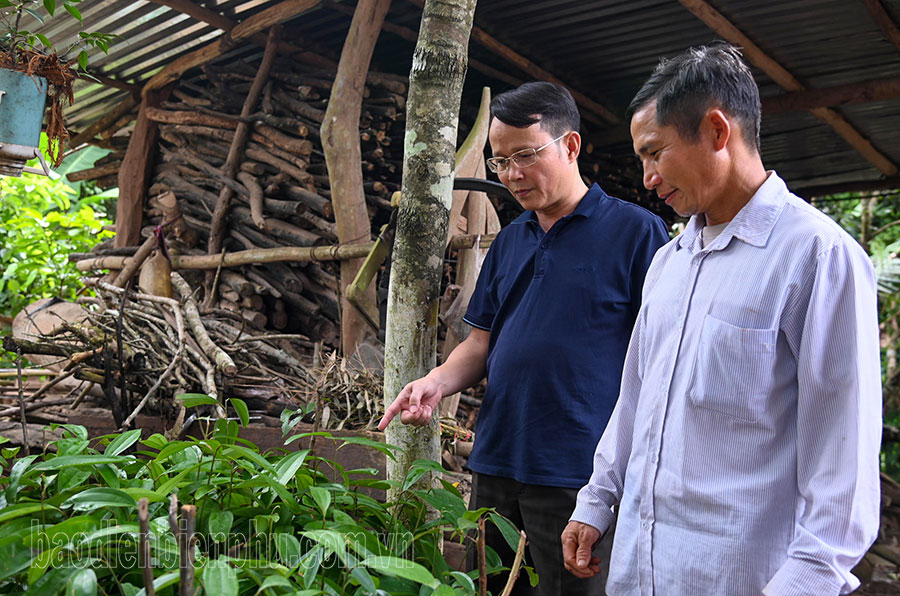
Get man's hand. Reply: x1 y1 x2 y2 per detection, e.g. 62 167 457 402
377 377 445 430
561 521 603 579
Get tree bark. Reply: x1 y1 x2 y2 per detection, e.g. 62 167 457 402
383 0 476 498
321 0 390 355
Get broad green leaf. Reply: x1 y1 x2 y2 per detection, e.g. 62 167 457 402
105 429 141 456
63 3 81 21
6 454 39 500
154 441 194 463
29 455 130 474
308 486 331 517
362 555 439 589
0 503 55 524
402 460 443 492
258 574 292 591
22 6 44 22
0 534 34 582
208 510 233 539
27 546 59 585
202 559 238 596
120 488 165 503
42 0 55 16
30 516 101 549
489 512 522 553
298 548 323 590
274 532 301 567
525 564 539 587
450 570 475 591
140 433 168 450
24 564 76 595
63 488 137 511
335 436 399 461
75 523 139 548
350 566 376 593
301 530 347 563
274 449 310 485
176 393 220 408
230 398 249 427
413 488 466 524
135 571 179 596
65 567 97 596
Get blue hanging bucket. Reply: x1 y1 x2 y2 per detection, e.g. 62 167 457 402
0 68 49 177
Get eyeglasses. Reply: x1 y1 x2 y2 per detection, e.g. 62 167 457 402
486 133 568 173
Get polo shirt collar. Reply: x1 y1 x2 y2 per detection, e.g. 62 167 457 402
676 171 788 251
525 183 605 226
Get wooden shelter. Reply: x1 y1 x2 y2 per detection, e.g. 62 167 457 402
9 0 900 361
43 0 900 198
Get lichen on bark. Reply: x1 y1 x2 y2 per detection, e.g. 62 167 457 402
384 0 477 500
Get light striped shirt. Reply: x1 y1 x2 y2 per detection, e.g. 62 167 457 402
571 172 882 596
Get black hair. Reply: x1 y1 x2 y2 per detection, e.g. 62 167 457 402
490 81 580 137
628 43 761 153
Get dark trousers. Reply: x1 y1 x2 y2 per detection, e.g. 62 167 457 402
469 472 612 596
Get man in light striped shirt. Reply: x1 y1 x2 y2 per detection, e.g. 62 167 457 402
562 43 882 595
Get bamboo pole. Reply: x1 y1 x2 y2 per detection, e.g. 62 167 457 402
75 233 497 272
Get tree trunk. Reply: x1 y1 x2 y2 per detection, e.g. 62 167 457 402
321 0 390 355
384 0 477 497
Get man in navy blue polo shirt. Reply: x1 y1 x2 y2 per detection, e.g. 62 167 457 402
380 81 668 595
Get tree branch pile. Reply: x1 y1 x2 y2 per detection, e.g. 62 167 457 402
2 276 316 430
70 48 411 350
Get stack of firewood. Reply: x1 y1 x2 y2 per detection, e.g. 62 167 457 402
125 56 411 347
579 145 673 222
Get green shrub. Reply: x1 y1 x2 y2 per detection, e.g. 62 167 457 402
0 398 529 595
0 172 113 318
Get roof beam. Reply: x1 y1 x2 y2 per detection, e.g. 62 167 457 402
795 176 900 198
79 70 141 94
405 0 620 127
679 0 898 176
763 76 900 114
322 0 521 88
859 0 900 54
143 0 329 94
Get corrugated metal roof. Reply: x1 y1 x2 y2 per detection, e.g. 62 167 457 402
12 0 900 195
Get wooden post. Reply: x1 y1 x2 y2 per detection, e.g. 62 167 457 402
115 87 170 248
321 0 391 355
383 0 476 498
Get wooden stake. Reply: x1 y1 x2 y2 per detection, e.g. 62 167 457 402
499 530 527 596
138 498 157 596
478 516 487 596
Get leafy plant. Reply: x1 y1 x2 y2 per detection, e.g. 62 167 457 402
0 398 531 595
0 170 114 319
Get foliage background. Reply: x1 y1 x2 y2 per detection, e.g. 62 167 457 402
0 141 114 366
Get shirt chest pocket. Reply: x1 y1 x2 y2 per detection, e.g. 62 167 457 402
688 314 778 423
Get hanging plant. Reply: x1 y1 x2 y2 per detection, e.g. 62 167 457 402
0 0 117 168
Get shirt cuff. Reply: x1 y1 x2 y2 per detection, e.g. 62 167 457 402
762 556 849 596
569 501 615 537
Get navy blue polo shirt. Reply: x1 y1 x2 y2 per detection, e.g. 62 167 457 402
463 183 669 488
